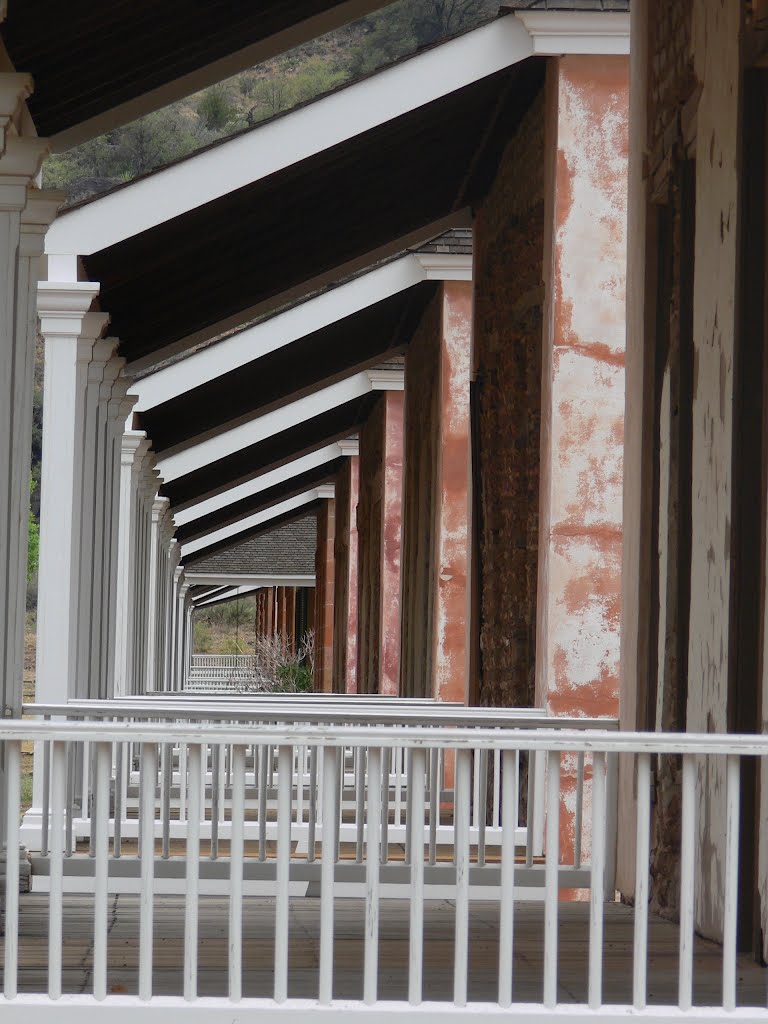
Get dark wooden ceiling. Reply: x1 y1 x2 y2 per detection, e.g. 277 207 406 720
163 392 377 511
140 284 432 454
81 59 543 365
3 0 369 139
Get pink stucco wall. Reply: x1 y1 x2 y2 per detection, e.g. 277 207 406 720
434 281 472 704
380 391 404 696
536 55 629 862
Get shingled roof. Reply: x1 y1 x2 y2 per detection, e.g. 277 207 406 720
187 514 317 576
502 1 629 10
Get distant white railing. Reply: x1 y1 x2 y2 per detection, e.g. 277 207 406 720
26 699 593 870
4 720 764 1018
187 653 259 688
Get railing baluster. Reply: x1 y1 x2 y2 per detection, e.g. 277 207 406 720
380 748 389 866
93 742 111 1000
41 735 51 858
211 743 220 861
429 747 439 866
355 746 365 863
454 748 471 1007
408 747 426 1006
404 748 414 865
364 746 382 1005
184 743 201 1002
574 750 584 869
161 742 171 860
335 747 343 862
498 748 518 1008
478 747 488 867
723 754 741 1012
65 743 75 859
4 739 21 1000
526 749 536 868
48 740 67 1000
678 754 696 1011
543 749 560 1010
492 747 501 828
274 744 292 1003
319 741 338 1004
296 744 305 827
588 751 606 1010
178 741 187 823
139 742 157 1001
472 747 480 831
633 752 651 1009
308 745 318 863
229 744 246 1003
259 744 268 863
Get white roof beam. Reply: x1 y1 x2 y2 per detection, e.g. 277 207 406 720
181 490 332 559
156 370 381 483
48 0 392 151
132 255 425 411
175 442 354 528
187 572 315 590
193 584 262 609
46 17 532 254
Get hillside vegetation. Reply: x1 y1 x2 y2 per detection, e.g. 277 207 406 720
43 0 498 203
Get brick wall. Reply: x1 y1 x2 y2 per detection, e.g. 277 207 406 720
472 89 546 709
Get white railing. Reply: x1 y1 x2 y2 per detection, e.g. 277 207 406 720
3 721 766 1018
187 653 260 688
191 654 257 670
25 700 600 875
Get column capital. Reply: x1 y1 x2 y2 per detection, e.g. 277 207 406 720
37 281 107 342
99 353 127 401
20 189 66 259
0 74 34 144
152 496 171 522
87 338 120 381
120 429 148 466
0 137 50 210
338 436 360 457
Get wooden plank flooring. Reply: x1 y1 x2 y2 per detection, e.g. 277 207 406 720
3 895 768 1006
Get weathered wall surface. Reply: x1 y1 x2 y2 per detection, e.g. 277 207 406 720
380 390 404 696
686 0 741 944
357 398 385 695
400 295 441 698
473 90 545 710
332 456 358 694
434 282 471 703
313 498 335 693
400 285 470 701
536 55 628 864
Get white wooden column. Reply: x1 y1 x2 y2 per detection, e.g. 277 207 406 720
5 191 62 716
164 547 181 691
0 132 52 719
35 286 109 705
146 497 171 692
113 431 149 697
73 340 119 698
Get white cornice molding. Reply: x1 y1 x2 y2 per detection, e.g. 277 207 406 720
187 572 315 591
337 437 360 457
514 11 630 55
413 251 472 281
367 367 405 391
316 484 335 500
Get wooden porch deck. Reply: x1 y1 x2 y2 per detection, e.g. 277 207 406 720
5 895 768 1006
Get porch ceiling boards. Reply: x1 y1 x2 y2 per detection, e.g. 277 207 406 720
4 0 387 145
139 285 432 455
163 392 378 512
81 59 543 367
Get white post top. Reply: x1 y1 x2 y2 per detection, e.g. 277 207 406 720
367 366 404 391
19 190 65 259
338 437 360 457
316 484 336 500
120 429 149 463
37 281 105 338
0 137 49 211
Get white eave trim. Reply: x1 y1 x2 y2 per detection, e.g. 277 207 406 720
513 11 630 55
181 490 329 557
45 17 532 256
174 443 347 527
413 252 472 281
188 573 315 591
